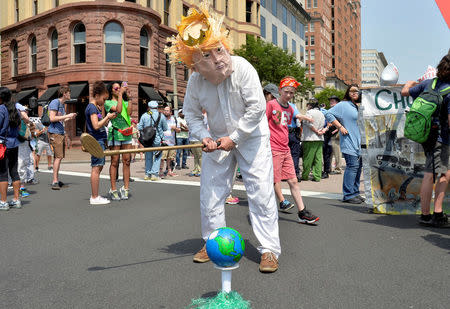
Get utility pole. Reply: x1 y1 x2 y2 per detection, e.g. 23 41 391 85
172 63 178 111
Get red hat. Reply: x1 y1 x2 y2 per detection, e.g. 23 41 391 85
280 77 301 89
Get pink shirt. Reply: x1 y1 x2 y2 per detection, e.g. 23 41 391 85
266 99 294 152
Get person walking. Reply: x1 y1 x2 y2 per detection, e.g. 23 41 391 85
301 100 326 182
34 120 53 171
325 84 364 204
401 53 450 227
160 105 180 177
328 96 342 174
266 77 320 225
138 101 168 181
175 109 189 170
48 86 77 190
0 87 12 210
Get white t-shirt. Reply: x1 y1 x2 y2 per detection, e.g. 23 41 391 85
163 116 177 146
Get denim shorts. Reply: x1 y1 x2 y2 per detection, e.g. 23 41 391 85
91 139 107 167
107 139 132 147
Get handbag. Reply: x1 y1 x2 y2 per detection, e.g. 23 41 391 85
0 144 6 160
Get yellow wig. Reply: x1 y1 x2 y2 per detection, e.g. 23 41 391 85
164 0 232 68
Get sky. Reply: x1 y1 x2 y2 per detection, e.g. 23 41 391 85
361 0 450 83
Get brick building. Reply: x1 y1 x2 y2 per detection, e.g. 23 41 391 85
0 0 261 143
304 0 361 90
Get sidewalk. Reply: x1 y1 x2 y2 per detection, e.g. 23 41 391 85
40 146 359 197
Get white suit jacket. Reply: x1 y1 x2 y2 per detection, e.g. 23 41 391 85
184 56 270 163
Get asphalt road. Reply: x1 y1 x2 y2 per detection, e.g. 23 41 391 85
0 173 449 309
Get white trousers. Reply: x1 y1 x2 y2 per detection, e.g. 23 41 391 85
200 141 281 257
18 142 34 182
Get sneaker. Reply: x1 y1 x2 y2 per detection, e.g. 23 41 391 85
188 172 195 177
20 188 30 197
342 197 363 204
431 213 449 228
109 189 121 201
259 252 278 273
51 182 60 190
194 173 201 177
298 209 320 224
226 196 240 205
175 166 181 170
144 175 152 181
0 201 10 211
193 245 210 263
119 186 129 200
356 195 366 203
321 171 329 179
168 172 178 177
9 199 22 209
418 214 433 226
90 196 111 205
58 181 67 188
48 166 53 171
35 167 39 172
279 200 294 212
182 165 189 169
27 178 39 185
150 175 160 181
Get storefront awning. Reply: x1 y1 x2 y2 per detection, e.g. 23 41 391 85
38 85 60 103
139 85 163 101
69 82 88 100
15 88 37 103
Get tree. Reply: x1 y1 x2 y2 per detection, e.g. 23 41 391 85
233 35 313 96
314 87 345 109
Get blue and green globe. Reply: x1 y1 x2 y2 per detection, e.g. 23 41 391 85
206 227 245 268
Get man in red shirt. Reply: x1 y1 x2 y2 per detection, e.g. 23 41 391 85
266 77 320 224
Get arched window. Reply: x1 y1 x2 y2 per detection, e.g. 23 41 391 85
11 42 18 77
73 23 86 63
104 22 123 63
140 28 149 66
30 36 37 73
50 30 58 68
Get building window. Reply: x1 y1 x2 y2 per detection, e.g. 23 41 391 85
11 42 18 77
310 35 315 46
184 66 189 81
291 15 296 32
300 46 304 62
14 0 19 22
104 22 123 63
272 0 277 16
307 0 311 9
260 16 266 38
282 33 287 51
246 1 252 23
305 36 308 46
183 5 189 16
313 0 318 8
225 0 229 17
147 0 151 7
292 39 296 56
311 64 315 74
165 53 171 77
213 0 216 9
140 28 149 66
310 49 315 60
261 0 265 8
73 23 86 63
272 25 278 45
50 30 58 68
305 50 309 61
30 36 37 73
310 22 314 32
53 0 59 7
164 0 170 26
33 0 38 15
282 5 287 25
299 22 305 40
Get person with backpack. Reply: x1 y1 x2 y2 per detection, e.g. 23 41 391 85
138 100 168 181
325 84 364 204
401 53 450 228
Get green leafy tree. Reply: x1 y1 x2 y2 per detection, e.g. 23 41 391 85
234 35 313 96
314 87 345 109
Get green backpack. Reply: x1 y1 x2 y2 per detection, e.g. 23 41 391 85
404 78 450 144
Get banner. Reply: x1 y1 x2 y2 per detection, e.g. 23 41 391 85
360 87 450 214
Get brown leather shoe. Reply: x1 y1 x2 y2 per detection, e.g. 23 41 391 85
193 245 210 263
259 252 278 273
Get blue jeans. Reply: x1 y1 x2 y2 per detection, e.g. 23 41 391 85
342 153 362 201
145 151 162 177
176 137 189 166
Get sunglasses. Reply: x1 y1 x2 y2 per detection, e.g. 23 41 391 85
113 87 120 91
